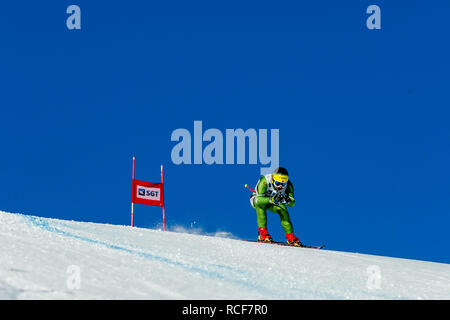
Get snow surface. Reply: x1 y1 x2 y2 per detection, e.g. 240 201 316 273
1 210 449 300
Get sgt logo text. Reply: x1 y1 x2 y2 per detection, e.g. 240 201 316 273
170 121 279 175
137 187 160 201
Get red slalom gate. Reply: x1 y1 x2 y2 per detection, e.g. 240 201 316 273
130 157 166 231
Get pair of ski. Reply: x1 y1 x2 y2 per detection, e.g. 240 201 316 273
246 240 325 250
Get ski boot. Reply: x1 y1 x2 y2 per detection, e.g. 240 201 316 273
258 228 274 243
286 233 302 246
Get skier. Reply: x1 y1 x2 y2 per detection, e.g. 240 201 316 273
249 167 302 246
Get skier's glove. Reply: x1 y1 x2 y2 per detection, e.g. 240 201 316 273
282 194 293 205
270 193 284 205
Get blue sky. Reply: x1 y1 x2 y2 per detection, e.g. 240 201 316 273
1 1 449 264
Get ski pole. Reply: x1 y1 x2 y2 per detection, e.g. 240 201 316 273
244 184 256 193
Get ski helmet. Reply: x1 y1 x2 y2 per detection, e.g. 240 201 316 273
272 167 289 190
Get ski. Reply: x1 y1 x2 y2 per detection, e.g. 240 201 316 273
245 240 325 249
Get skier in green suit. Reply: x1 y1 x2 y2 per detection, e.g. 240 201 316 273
249 167 302 246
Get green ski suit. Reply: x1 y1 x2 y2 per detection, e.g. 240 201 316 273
250 174 296 234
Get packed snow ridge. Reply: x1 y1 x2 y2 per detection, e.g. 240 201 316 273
1 210 449 299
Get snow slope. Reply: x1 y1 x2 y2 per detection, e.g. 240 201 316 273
1 210 449 300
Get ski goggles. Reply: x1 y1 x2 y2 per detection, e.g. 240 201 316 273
273 180 287 188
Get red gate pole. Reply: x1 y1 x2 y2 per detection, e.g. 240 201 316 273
161 164 166 231
131 156 135 227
